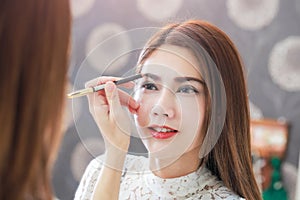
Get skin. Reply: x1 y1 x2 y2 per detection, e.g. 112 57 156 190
85 79 138 200
134 45 206 177
88 45 207 199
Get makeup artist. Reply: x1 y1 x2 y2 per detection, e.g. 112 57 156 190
0 0 71 199
75 20 262 200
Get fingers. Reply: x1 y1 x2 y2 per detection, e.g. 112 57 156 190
105 81 122 116
105 81 131 135
117 90 139 111
85 76 139 115
85 77 116 117
84 77 135 154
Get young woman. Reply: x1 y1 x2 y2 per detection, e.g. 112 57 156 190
0 0 71 199
75 20 262 200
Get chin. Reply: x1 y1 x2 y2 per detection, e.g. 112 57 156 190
146 142 184 160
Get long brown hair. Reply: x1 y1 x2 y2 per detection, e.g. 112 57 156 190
137 20 262 200
0 0 71 199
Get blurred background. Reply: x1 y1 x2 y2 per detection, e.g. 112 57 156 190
52 0 300 199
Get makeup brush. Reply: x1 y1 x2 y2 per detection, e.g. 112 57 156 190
67 74 142 98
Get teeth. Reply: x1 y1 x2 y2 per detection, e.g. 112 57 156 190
153 127 175 132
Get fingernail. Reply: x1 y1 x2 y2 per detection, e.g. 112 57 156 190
131 107 138 115
106 82 115 92
135 101 140 109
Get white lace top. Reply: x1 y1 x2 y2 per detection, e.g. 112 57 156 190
74 155 245 200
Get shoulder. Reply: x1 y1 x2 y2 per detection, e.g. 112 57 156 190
74 155 104 200
194 167 245 200
196 183 245 199
74 154 147 199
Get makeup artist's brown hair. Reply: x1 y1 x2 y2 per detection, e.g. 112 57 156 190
137 20 262 200
0 0 71 199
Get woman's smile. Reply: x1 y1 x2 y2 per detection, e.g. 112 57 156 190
148 125 179 139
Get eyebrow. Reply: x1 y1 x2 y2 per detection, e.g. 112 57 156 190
175 76 205 85
143 73 160 81
143 73 205 85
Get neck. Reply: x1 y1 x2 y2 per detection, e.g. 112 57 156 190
149 148 202 179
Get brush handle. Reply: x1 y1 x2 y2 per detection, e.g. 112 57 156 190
67 74 142 98
93 74 142 92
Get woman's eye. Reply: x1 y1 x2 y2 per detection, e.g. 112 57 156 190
141 83 158 90
177 86 199 94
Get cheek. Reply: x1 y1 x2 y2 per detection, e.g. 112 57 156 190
135 95 153 127
178 97 206 152
180 97 206 133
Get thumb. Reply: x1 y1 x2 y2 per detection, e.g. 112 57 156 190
105 81 130 136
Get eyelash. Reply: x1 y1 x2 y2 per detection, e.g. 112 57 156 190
141 82 158 90
141 82 199 94
177 85 199 94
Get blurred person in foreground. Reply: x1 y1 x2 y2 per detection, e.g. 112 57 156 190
0 0 71 199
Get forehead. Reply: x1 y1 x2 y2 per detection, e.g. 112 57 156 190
141 45 202 78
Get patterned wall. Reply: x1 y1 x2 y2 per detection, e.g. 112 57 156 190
52 0 300 199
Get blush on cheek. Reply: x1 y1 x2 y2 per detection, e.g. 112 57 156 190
135 103 149 127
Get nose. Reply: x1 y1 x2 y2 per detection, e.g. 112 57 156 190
151 88 176 118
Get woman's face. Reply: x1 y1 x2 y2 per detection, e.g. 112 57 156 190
134 45 206 159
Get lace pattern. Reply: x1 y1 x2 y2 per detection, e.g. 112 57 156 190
74 155 245 200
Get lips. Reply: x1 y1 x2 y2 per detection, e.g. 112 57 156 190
148 125 178 139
